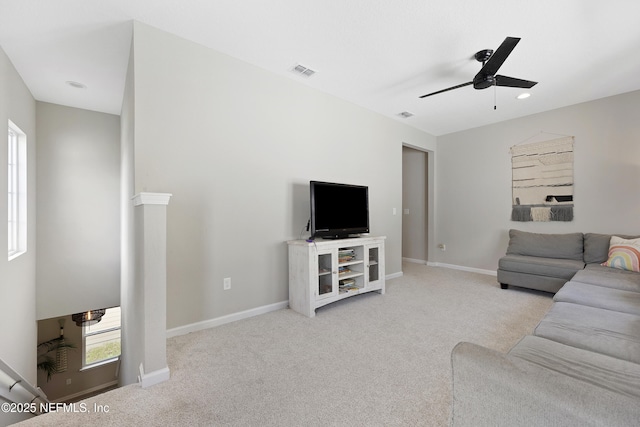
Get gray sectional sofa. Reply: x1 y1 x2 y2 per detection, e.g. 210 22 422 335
497 229 637 293
451 230 640 426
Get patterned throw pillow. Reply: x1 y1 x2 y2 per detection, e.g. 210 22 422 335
601 236 640 272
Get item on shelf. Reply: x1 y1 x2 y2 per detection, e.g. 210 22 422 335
338 249 356 263
339 278 356 287
338 266 352 276
319 284 332 294
339 278 359 294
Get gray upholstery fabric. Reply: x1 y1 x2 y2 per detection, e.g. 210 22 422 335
499 254 584 279
509 335 640 399
554 281 640 315
573 264 640 292
451 341 640 427
497 269 567 293
499 231 640 293
506 229 584 260
584 233 640 264
534 302 640 364
458 239 640 425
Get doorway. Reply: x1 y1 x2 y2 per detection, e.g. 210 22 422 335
402 146 431 263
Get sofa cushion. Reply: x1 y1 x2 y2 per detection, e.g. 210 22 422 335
554 281 640 316
534 302 640 364
601 236 640 272
451 341 640 427
506 229 584 260
573 264 640 293
499 254 584 280
584 233 640 264
509 335 640 399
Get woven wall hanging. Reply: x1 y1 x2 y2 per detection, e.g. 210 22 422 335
510 136 574 222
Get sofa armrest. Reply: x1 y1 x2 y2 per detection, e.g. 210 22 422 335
451 342 640 427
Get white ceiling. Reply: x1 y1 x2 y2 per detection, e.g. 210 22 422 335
1 1 639 136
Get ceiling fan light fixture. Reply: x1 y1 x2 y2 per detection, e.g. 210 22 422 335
516 93 531 100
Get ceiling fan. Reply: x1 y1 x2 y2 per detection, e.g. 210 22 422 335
419 37 537 99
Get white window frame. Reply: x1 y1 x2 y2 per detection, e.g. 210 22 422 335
81 307 121 369
8 120 27 260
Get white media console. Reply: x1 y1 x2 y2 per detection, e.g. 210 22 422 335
287 236 386 317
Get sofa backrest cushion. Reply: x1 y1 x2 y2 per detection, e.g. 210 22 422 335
584 233 640 264
507 229 584 260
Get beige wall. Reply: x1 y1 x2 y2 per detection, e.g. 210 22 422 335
129 21 435 329
434 90 640 271
0 45 37 425
36 102 120 320
0 49 37 375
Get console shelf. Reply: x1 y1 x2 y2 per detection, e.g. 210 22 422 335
287 236 385 317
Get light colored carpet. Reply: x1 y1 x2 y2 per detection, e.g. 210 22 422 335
18 263 553 426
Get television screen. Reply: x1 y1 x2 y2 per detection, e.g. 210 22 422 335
310 181 369 239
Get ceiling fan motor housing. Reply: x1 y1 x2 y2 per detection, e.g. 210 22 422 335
474 49 493 63
473 73 495 89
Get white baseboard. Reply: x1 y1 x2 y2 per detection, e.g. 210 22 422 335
427 261 497 277
166 300 289 338
53 380 119 403
166 273 409 338
402 257 428 265
140 366 170 389
386 271 404 280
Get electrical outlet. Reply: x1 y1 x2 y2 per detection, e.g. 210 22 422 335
66 379 72 385
223 277 231 290
438 243 446 251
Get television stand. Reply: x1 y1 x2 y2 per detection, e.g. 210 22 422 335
287 236 385 317
314 234 362 240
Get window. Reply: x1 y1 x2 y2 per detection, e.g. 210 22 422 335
7 120 27 260
82 307 121 368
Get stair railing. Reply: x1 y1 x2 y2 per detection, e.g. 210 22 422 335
0 357 50 415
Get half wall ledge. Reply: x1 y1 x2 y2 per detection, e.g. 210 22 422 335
132 192 173 206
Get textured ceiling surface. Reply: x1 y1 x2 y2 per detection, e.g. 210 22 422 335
1 1 639 135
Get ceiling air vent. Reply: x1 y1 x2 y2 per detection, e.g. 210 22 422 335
398 111 414 118
291 64 317 78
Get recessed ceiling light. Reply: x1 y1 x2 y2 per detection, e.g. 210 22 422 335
516 93 531 100
65 81 87 89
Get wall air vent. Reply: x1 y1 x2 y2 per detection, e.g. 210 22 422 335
291 64 317 78
398 111 414 118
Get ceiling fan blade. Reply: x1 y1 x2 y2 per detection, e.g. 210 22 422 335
478 37 520 76
495 75 537 88
419 81 473 98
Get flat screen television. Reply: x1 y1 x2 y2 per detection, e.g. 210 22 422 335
310 181 369 239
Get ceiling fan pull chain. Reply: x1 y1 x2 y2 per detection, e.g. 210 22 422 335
494 83 497 110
